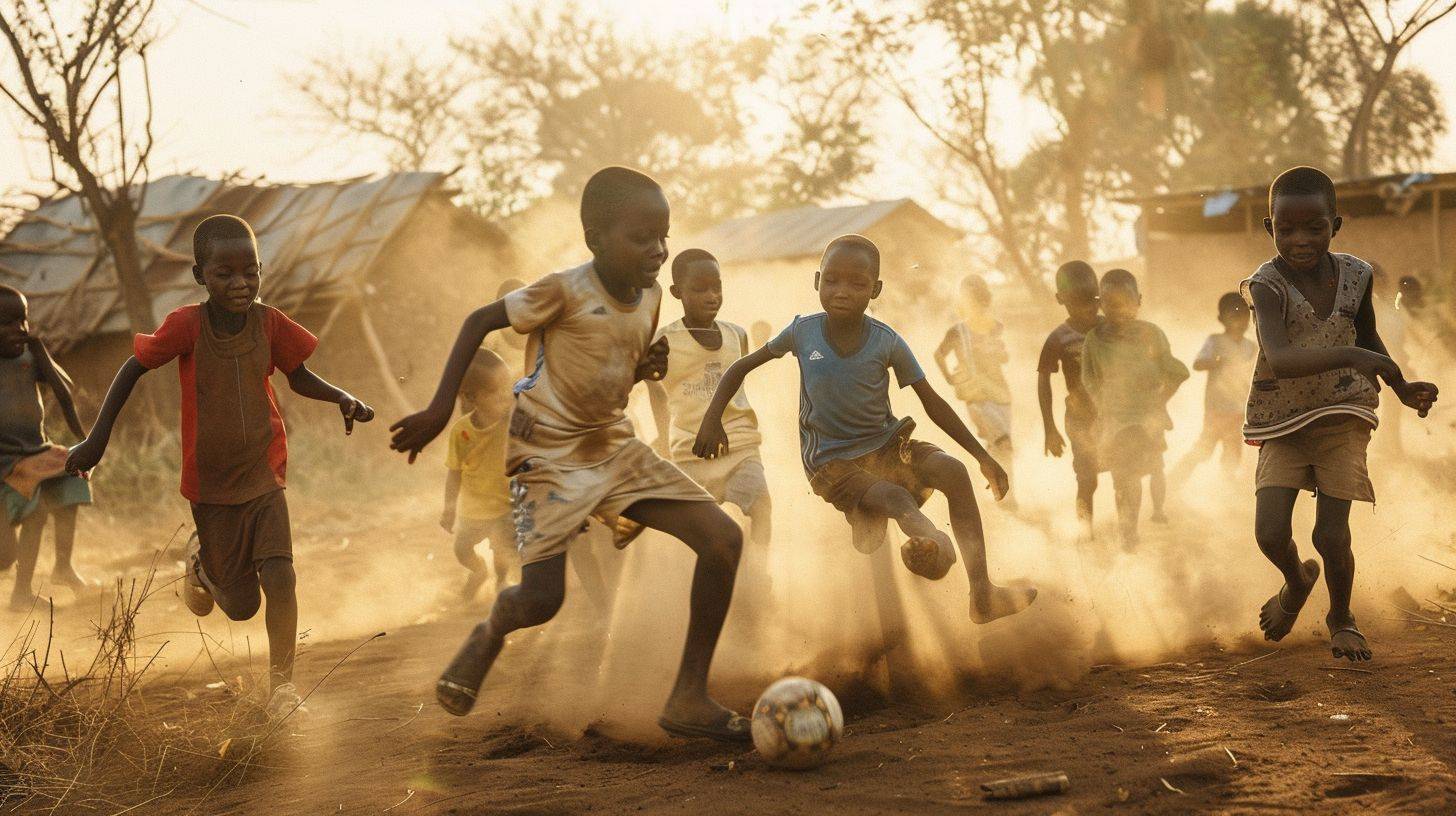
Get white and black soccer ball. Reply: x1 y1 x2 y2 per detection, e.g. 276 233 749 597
751 676 844 770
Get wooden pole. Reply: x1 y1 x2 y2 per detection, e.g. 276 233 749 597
354 298 415 416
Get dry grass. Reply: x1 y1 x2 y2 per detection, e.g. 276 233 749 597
0 555 288 814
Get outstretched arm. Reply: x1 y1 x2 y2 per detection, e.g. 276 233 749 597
933 329 956 379
390 300 510 461
1353 277 1438 416
65 358 148 474
1250 282 1395 385
911 378 1007 499
31 339 84 439
285 363 374 434
692 345 776 459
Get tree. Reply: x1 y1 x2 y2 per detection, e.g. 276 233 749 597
0 0 159 332
1318 0 1456 179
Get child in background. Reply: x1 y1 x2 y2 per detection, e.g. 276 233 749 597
1081 269 1188 549
750 320 772 352
391 167 750 741
441 349 516 601
1171 292 1257 482
647 249 772 555
484 278 529 376
935 274 1015 507
1246 166 1436 662
1037 261 1102 530
696 235 1034 623
0 285 91 609
67 215 375 716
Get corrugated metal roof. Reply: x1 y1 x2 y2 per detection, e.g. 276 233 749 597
1115 170 1456 207
0 172 449 352
680 199 959 263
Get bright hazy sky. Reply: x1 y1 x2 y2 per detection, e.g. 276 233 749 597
2 0 1455 206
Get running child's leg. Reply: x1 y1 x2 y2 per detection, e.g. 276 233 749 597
1110 467 1142 549
619 498 743 733
453 520 491 601
1312 494 1368 661
50 505 87 591
1254 486 1320 641
1170 425 1218 485
915 452 1036 623
0 522 16 570
857 480 954 568
258 557 298 687
746 493 772 551
10 509 47 609
1075 475 1096 529
1148 455 1168 523
1218 430 1241 476
568 539 611 611
437 555 567 715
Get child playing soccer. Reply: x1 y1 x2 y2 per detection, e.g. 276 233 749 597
1037 261 1102 528
0 285 92 609
646 249 771 552
1080 269 1188 548
1246 166 1436 662
441 349 516 601
389 167 749 741
1171 293 1257 483
934 274 1015 506
695 234 1035 623
66 215 375 715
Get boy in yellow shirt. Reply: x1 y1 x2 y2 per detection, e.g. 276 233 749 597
441 350 515 600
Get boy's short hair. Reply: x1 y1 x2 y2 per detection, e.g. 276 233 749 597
1217 291 1245 317
1268 166 1337 216
960 274 990 304
671 248 718 285
1055 260 1098 295
0 283 23 303
496 278 525 299
1100 268 1138 294
821 234 881 279
580 166 663 231
463 348 509 394
193 214 257 266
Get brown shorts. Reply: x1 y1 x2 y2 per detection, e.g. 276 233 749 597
1066 410 1101 480
190 488 293 591
809 424 939 518
1255 416 1374 503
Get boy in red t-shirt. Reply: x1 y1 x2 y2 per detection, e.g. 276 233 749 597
67 215 374 716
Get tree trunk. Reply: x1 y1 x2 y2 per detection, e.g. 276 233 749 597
98 197 156 333
1341 46 1401 180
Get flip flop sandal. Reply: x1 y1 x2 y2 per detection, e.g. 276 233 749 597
658 711 753 743
1330 626 1369 660
436 678 479 716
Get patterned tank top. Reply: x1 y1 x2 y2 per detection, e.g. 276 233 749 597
1238 252 1379 441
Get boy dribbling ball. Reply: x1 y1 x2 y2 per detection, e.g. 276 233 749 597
1246 166 1437 662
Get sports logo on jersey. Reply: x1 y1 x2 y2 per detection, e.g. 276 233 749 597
808 350 824 360
591 306 608 315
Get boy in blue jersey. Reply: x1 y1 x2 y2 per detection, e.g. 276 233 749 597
695 235 1035 623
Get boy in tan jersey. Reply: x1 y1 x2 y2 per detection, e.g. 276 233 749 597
391 167 749 742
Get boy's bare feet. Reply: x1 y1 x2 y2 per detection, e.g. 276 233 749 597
435 619 506 716
1258 559 1319 642
900 533 955 580
52 566 93 594
267 681 307 720
658 692 751 742
1150 510 1169 524
1329 615 1371 662
8 591 36 612
970 583 1037 624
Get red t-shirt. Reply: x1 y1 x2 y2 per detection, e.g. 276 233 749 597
134 303 317 504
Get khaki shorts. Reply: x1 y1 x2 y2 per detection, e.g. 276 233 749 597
1255 416 1374 503
808 424 939 518
509 439 713 565
190 488 292 592
674 448 768 512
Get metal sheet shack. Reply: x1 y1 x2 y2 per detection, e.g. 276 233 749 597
677 199 965 334
1120 171 1456 307
0 173 514 414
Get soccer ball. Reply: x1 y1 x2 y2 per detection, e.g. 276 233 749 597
751 676 844 769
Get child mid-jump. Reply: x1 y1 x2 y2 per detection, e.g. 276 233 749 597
695 235 1034 623
1246 166 1436 662
67 215 375 716
390 167 750 742
0 285 92 609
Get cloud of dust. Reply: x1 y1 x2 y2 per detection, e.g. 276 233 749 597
482 264 1456 741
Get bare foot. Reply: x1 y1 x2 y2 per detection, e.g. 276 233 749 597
52 567 93 594
1258 559 1319 642
658 692 750 742
8 591 37 613
970 583 1037 624
1150 510 1169 524
435 619 505 716
1329 616 1371 662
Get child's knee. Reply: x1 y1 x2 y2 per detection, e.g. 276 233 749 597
1254 516 1292 551
215 585 262 621
1311 518 1351 556
699 512 743 570
454 537 483 566
511 583 564 625
921 454 971 491
257 558 297 600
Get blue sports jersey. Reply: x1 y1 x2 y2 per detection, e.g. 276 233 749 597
765 313 925 472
